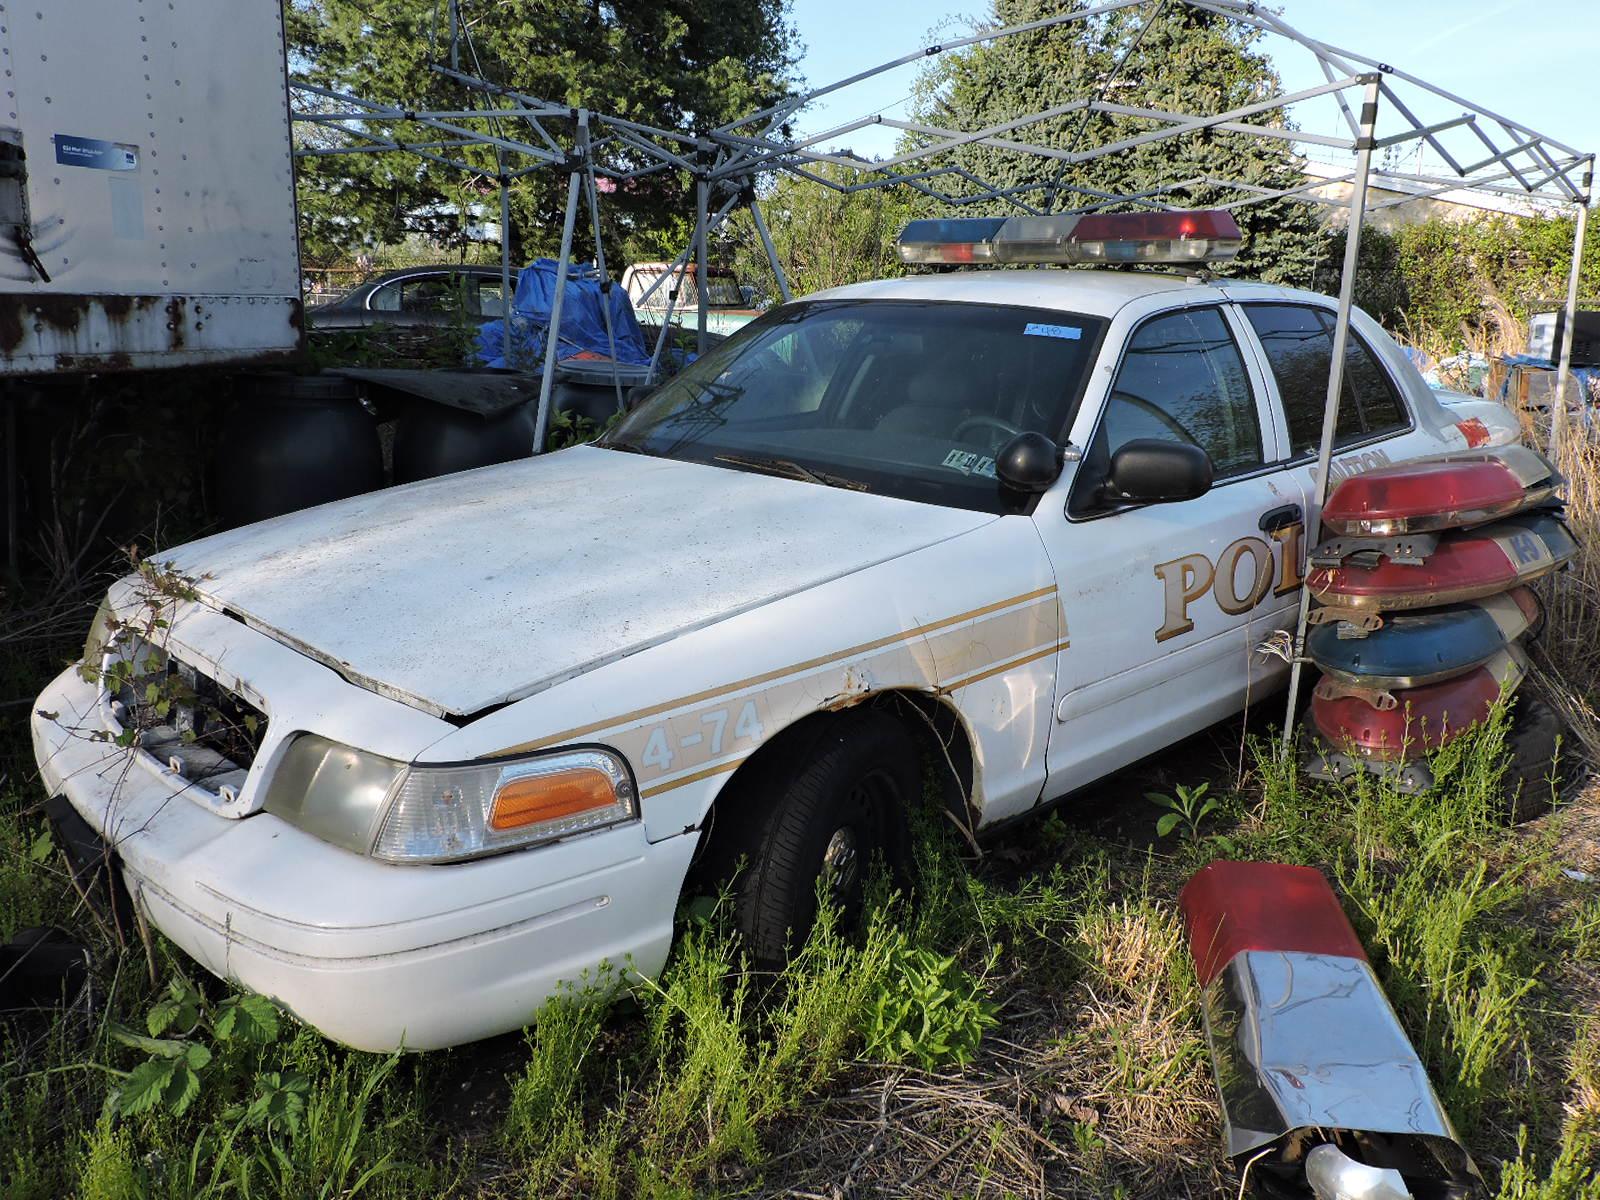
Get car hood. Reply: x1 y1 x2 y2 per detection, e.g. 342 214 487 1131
167 447 995 718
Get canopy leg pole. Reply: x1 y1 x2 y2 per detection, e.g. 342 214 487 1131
534 161 584 454
748 195 791 303
498 177 512 345
1281 74 1382 761
640 257 684 385
695 178 710 356
578 119 625 416
1551 160 1592 462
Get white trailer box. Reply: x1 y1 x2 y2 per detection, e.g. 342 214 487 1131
0 0 301 373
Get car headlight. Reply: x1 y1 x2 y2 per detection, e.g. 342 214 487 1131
262 736 637 864
82 596 117 669
262 735 408 855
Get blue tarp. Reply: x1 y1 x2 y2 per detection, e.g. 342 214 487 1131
475 259 650 370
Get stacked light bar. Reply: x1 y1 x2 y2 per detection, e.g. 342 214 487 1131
896 209 1244 266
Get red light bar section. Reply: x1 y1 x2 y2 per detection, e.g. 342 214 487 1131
1321 458 1544 536
1179 861 1367 988
1070 210 1243 244
1310 657 1511 760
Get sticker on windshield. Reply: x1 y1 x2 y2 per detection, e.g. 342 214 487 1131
942 449 997 478
1023 322 1082 340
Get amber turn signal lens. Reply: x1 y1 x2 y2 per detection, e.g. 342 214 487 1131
488 767 617 831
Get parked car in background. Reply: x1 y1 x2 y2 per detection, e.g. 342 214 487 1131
305 265 511 330
623 262 763 337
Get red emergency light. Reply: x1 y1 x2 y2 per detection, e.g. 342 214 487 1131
1310 648 1523 760
1308 512 1577 611
1320 447 1558 536
896 209 1243 266
1179 861 1367 989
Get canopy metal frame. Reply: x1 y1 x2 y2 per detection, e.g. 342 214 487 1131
288 0 1593 753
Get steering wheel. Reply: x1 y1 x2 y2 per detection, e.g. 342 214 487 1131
952 414 1023 448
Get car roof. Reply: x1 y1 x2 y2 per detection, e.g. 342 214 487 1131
804 269 1329 320
362 264 503 286
629 262 735 276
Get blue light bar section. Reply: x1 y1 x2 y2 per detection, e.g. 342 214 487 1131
897 217 1007 245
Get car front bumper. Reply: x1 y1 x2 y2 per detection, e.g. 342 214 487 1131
31 664 695 1051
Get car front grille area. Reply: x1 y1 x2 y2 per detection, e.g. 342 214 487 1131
108 640 268 800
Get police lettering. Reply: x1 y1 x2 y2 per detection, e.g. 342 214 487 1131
1154 523 1304 642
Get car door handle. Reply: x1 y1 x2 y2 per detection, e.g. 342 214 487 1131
1259 503 1302 533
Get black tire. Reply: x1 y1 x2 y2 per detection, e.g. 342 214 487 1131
1497 696 1577 823
711 711 918 967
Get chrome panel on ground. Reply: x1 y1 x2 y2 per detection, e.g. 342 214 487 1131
1201 950 1483 1194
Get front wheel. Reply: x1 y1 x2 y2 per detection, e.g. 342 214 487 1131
717 711 918 967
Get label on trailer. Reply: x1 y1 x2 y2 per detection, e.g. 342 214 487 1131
1023 322 1082 340
53 134 139 171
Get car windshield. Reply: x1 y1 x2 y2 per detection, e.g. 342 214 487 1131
603 299 1105 514
633 271 745 309
702 276 744 307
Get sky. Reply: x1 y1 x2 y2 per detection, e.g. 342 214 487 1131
785 0 1594 180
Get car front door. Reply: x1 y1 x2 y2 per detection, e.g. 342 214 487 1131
1037 301 1303 799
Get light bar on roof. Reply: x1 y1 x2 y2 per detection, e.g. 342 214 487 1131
896 209 1243 267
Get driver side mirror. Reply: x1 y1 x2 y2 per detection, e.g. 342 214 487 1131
1100 439 1213 505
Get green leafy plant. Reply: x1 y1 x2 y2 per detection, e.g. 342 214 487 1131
110 976 282 1120
232 1070 312 1138
545 407 624 452
863 935 998 1070
1145 782 1220 841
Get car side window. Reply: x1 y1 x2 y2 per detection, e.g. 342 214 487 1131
1103 305 1261 461
475 280 505 318
400 276 451 313
1242 304 1408 458
368 281 401 313
1071 307 1260 517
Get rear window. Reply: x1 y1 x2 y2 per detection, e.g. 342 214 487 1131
1242 304 1408 457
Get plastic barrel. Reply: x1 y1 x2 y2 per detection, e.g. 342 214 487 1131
219 374 382 528
391 399 536 483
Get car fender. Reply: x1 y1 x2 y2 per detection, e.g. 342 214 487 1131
430 517 1061 841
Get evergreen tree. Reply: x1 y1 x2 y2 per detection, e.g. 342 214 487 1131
907 1 1328 285
287 0 798 266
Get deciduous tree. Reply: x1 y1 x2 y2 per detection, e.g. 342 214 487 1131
287 0 798 266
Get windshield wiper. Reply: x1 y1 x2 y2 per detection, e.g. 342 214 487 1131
595 439 655 456
713 452 869 492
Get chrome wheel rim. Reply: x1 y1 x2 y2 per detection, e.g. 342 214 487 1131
820 824 861 904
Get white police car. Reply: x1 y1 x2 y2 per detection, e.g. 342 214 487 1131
32 212 1518 1050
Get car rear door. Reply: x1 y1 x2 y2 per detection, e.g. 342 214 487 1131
1036 299 1303 798
1228 297 1445 531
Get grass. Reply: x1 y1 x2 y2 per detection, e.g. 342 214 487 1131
2 703 1597 1196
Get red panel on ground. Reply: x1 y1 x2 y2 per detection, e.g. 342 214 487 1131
1179 861 1367 988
